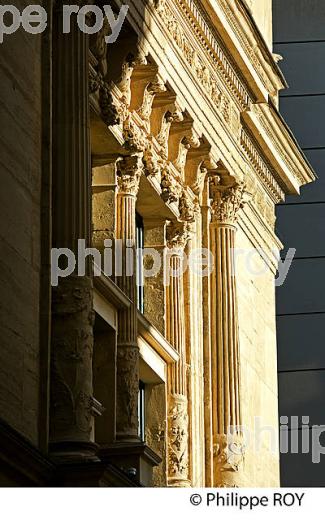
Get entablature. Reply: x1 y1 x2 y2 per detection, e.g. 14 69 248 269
200 0 287 101
89 0 316 246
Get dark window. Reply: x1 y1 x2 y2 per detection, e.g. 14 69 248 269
138 381 146 442
136 212 144 313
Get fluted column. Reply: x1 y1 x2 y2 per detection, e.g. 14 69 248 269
50 2 96 460
166 222 191 487
209 179 247 487
115 155 143 442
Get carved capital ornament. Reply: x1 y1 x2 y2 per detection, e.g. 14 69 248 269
210 178 247 226
116 155 143 196
166 221 192 251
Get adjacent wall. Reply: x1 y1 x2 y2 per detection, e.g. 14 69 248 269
274 0 325 486
237 225 280 487
0 3 43 445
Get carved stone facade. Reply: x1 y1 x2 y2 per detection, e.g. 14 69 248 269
0 0 316 487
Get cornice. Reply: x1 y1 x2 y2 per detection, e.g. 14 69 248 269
168 0 252 109
242 102 317 195
93 268 132 310
239 203 283 275
241 127 285 204
91 0 316 224
235 0 287 85
138 312 180 365
200 0 286 101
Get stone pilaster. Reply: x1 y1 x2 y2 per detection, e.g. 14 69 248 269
166 222 191 487
50 3 96 460
115 155 143 442
209 178 247 487
201 180 214 487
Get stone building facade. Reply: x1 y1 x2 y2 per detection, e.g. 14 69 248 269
0 0 315 486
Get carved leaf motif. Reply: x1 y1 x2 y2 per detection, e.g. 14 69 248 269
166 221 192 250
116 154 143 196
210 179 247 225
167 397 189 480
116 346 139 435
138 77 166 129
99 87 120 126
179 191 198 223
123 115 148 152
161 168 182 204
214 434 245 473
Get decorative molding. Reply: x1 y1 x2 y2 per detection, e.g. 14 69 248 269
215 0 273 91
153 0 247 138
154 0 251 109
241 127 284 204
252 105 308 187
118 51 148 106
89 55 120 126
157 108 184 158
138 312 179 365
93 270 132 310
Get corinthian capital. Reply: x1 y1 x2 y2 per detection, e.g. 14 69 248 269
210 177 247 226
116 155 143 196
166 221 192 251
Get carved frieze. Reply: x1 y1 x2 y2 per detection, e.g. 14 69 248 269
241 128 285 204
216 0 273 92
154 0 251 112
154 0 245 137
